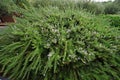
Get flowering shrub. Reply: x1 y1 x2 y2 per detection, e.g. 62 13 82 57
104 15 120 27
0 7 120 80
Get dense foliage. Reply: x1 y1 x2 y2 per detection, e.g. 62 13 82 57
0 6 120 80
104 3 119 14
104 15 120 27
0 0 120 80
0 0 18 17
32 0 120 15
32 0 105 15
0 0 120 16
80 2 104 14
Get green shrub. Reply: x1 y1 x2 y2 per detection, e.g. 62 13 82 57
103 15 120 27
0 7 120 80
114 0 120 10
81 2 104 14
32 0 104 15
0 0 18 16
104 3 119 14
13 0 31 9
0 27 13 48
32 0 75 10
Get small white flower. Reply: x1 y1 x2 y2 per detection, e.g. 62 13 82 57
48 51 54 57
78 57 80 60
45 43 50 48
52 39 57 43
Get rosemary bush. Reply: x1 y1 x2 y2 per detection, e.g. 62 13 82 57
0 7 120 80
103 15 120 27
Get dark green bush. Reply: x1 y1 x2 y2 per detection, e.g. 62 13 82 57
0 7 120 80
104 15 120 27
81 2 104 14
114 0 120 10
0 4 9 17
104 3 119 14
0 0 20 17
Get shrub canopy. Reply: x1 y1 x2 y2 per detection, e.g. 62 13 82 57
0 1 120 80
